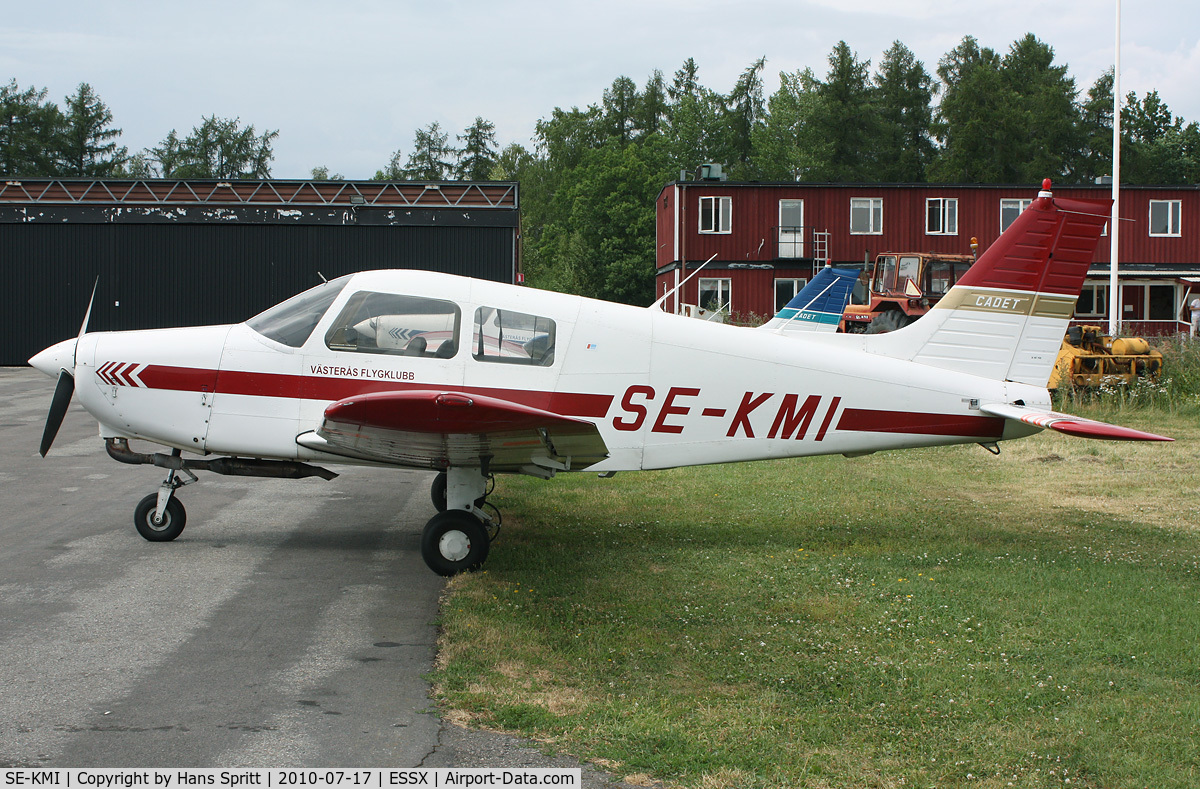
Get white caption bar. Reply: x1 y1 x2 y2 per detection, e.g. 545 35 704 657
2 770 581 789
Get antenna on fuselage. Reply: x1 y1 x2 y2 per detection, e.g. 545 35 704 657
651 253 719 312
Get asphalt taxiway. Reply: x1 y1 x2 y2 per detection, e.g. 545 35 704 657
0 368 631 786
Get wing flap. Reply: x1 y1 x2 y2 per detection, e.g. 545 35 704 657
980 403 1172 442
309 389 610 470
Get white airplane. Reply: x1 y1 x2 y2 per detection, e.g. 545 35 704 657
758 265 859 334
30 180 1170 576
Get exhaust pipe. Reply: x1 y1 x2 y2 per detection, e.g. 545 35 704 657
106 438 338 480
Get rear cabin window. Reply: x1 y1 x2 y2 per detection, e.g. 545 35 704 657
324 291 460 358
472 307 556 366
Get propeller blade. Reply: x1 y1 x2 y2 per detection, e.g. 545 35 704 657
76 277 98 365
39 369 75 457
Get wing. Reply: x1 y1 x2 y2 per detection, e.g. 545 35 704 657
296 389 609 473
759 266 859 334
979 403 1172 442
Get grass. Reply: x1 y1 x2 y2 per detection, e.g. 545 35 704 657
432 345 1200 788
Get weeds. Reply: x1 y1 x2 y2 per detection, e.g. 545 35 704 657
1054 334 1200 414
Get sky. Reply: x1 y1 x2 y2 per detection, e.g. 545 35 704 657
3 0 1198 180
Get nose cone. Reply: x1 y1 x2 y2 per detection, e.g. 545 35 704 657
29 339 77 378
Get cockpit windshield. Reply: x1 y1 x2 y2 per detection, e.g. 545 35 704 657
246 276 350 347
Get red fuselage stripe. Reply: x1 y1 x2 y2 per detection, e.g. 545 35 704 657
127 365 1004 439
134 365 614 419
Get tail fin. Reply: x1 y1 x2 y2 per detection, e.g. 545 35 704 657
759 266 859 334
870 181 1111 386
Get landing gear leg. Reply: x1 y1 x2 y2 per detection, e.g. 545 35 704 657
421 466 499 576
133 449 197 542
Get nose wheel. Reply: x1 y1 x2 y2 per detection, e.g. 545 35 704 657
134 493 186 541
133 450 196 542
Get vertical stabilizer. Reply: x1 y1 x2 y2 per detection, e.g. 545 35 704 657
870 181 1110 386
759 266 859 334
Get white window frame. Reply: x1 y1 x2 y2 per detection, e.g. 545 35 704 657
925 197 958 235
850 197 883 235
1000 198 1033 233
1149 200 1182 237
698 277 732 313
699 196 732 234
774 277 807 312
1147 284 1176 320
1075 284 1107 317
778 199 805 257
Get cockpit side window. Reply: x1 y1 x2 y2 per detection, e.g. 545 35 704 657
324 291 460 358
472 307 556 366
247 277 349 348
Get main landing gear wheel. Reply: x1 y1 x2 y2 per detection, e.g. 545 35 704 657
421 510 490 576
134 493 187 542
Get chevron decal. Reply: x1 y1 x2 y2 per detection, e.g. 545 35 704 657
96 361 148 387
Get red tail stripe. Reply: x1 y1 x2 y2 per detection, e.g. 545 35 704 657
837 408 1004 438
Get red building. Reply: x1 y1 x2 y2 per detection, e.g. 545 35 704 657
655 171 1200 334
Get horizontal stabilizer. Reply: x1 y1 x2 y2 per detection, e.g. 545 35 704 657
979 403 1172 442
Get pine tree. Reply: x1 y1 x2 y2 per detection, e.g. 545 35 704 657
455 117 498 180
58 83 126 176
403 122 455 180
873 42 935 182
0 79 63 176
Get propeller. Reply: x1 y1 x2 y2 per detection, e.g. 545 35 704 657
39 371 76 457
37 279 97 457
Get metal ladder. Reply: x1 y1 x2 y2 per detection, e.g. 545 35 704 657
812 230 831 276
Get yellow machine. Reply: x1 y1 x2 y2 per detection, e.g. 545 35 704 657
1049 325 1164 389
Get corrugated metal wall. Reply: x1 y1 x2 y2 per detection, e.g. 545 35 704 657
2 223 514 365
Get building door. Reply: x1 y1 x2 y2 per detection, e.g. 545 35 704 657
778 200 804 258
1121 285 1145 321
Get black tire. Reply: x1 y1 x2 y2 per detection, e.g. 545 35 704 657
421 510 489 576
431 471 447 512
865 310 914 334
134 493 186 542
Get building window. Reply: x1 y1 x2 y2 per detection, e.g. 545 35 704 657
1148 285 1176 320
778 200 805 257
850 198 882 235
1149 200 1182 236
1075 284 1107 317
699 196 732 234
698 277 731 313
472 307 556 366
926 198 958 235
1000 198 1033 233
774 278 807 312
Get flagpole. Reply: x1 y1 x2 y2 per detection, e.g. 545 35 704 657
1109 0 1121 335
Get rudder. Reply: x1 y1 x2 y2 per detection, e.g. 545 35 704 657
871 181 1110 386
